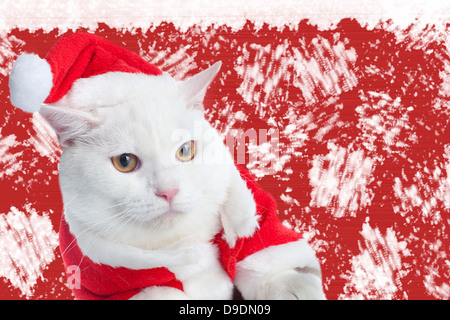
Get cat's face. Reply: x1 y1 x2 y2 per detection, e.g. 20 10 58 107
42 63 233 245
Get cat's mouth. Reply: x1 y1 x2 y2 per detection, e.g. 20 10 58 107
161 201 197 217
162 208 184 217
134 206 187 223
144 208 187 226
119 198 196 223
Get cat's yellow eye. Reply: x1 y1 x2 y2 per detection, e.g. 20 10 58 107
176 140 196 162
112 153 139 173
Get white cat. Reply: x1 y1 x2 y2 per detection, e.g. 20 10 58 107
37 62 325 300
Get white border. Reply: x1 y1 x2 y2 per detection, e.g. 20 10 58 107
1 0 449 32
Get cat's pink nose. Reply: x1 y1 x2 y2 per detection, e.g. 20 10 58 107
155 188 179 204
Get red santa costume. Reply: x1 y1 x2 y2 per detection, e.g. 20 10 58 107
9 33 306 300
58 165 301 299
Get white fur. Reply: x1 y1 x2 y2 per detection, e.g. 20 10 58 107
42 64 256 299
219 167 260 247
168 241 234 299
9 53 53 113
41 62 324 300
55 83 249 252
234 239 326 299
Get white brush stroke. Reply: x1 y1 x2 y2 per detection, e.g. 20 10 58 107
0 206 59 297
0 0 449 33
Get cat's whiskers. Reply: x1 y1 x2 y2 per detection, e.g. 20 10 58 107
62 191 91 209
76 211 140 267
61 218 109 257
102 201 135 211
62 201 136 255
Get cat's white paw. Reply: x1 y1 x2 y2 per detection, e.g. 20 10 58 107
256 269 326 300
220 172 259 247
231 191 259 236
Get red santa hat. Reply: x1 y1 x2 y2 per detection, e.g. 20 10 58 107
9 33 162 113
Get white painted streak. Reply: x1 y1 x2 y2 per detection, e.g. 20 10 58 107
442 145 450 210
291 38 358 105
393 146 450 223
140 44 198 81
0 133 23 179
309 143 375 218
0 0 449 32
235 38 357 110
0 34 25 76
340 221 410 299
423 240 449 300
0 206 59 297
28 113 61 162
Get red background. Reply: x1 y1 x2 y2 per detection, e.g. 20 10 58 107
0 20 449 299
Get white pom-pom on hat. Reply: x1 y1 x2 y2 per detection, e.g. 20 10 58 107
9 53 53 113
8 33 163 114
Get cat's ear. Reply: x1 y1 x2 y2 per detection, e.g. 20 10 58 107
179 61 222 110
39 105 100 147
